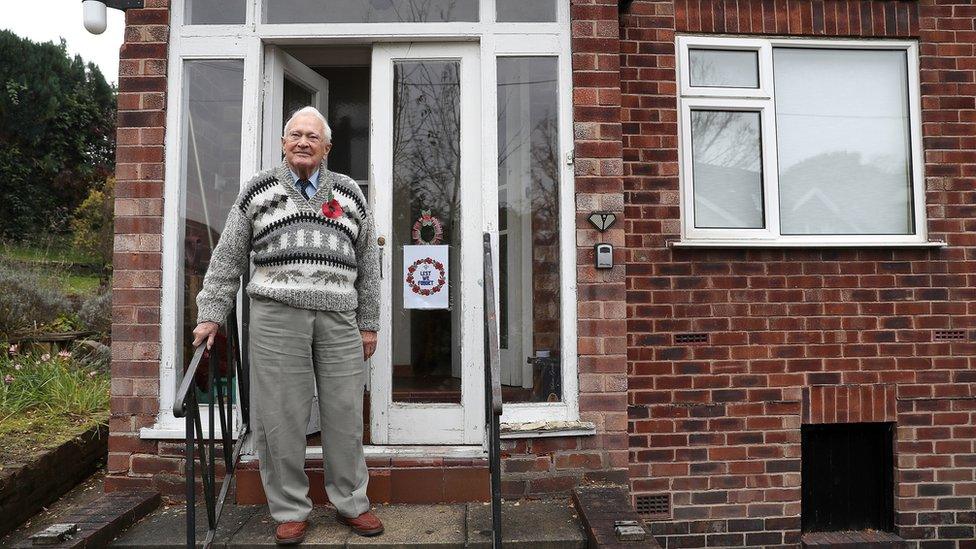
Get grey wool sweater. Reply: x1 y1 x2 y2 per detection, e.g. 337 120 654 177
196 160 380 331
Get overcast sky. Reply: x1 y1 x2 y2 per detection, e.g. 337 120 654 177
3 1 126 84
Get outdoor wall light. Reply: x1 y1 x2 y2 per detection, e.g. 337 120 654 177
82 0 144 35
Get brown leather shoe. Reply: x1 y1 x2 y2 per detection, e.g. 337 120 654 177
274 521 308 545
338 510 384 536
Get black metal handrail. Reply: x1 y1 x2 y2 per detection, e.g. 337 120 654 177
483 232 503 549
173 308 250 548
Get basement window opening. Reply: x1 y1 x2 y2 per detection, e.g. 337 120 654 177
801 422 895 533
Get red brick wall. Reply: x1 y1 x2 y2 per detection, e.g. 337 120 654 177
623 0 976 546
107 0 170 493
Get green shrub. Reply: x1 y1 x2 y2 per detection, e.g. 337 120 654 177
78 290 111 336
0 260 72 339
70 178 114 268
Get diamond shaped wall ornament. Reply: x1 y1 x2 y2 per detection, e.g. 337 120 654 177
587 211 617 232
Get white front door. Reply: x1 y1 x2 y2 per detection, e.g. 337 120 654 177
261 45 330 435
369 43 484 444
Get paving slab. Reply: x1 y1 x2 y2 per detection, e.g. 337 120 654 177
226 506 351 548
466 499 586 548
346 504 465 549
111 503 260 548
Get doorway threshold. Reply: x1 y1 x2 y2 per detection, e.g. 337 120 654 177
240 445 486 463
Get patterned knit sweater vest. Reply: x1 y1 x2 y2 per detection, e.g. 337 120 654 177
195 161 380 331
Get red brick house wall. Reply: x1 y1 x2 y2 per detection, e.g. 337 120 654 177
107 0 171 493
623 0 976 547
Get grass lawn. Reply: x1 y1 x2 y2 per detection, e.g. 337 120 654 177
0 239 100 266
0 350 110 466
0 238 104 297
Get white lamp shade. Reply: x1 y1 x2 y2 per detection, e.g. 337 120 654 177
83 1 108 35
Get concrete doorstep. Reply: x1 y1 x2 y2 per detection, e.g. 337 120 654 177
110 499 586 548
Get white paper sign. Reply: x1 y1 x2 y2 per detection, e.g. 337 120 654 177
402 245 449 309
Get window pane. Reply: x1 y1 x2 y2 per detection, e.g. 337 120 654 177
497 57 562 403
497 0 556 22
185 0 245 24
263 0 478 23
179 60 244 394
391 61 462 404
689 49 759 88
691 110 764 229
774 49 913 235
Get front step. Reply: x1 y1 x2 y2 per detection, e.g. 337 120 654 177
111 499 586 547
236 459 490 505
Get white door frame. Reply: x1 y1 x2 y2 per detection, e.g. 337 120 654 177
369 42 484 445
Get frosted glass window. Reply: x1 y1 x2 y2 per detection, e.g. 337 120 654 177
497 0 556 22
689 49 759 88
774 49 913 235
185 0 245 24
691 110 764 229
263 0 478 23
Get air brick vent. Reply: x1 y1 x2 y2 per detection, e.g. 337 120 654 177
635 493 670 520
934 329 967 341
674 333 708 344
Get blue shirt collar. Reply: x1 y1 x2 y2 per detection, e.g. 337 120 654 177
289 168 320 193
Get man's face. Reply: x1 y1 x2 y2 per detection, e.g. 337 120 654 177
282 113 331 176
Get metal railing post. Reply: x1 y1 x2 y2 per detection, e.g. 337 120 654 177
174 297 250 549
483 232 503 549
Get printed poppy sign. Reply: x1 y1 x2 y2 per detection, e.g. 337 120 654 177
403 245 449 309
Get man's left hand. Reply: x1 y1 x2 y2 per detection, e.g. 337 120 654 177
361 331 377 360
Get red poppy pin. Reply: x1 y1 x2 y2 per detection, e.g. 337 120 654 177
322 198 344 219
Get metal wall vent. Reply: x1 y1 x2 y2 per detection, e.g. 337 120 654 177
934 330 967 341
635 493 670 520
674 333 708 344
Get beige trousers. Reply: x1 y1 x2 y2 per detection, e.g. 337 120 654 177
248 295 370 522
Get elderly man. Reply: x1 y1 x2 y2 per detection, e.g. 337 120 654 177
193 106 382 544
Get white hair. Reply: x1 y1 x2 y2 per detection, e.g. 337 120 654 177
283 106 332 142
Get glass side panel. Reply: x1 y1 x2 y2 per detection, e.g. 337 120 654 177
282 77 314 125
391 61 462 404
497 0 556 22
496 57 562 403
316 67 370 182
178 60 244 400
774 48 913 235
690 110 764 229
689 49 760 88
185 0 246 24
264 0 478 23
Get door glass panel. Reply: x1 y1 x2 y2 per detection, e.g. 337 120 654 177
282 77 313 125
185 0 246 24
496 0 556 22
316 67 370 181
178 60 244 399
496 57 562 403
391 61 462 404
264 0 478 23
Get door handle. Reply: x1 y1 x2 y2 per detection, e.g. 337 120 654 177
377 236 385 278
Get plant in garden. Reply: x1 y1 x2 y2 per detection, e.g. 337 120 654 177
0 344 109 462
0 260 72 339
71 178 115 269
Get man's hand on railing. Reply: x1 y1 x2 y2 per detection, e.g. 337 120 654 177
193 321 220 349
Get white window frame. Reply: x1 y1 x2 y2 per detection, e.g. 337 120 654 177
145 0 579 440
675 36 932 248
